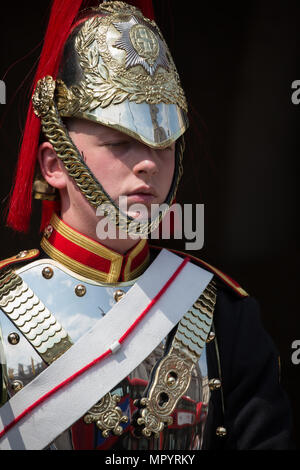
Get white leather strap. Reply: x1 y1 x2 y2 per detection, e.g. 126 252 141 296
0 249 213 450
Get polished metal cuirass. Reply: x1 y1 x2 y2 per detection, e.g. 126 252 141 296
0 259 210 450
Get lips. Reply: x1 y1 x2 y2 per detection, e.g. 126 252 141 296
127 186 157 198
124 186 157 207
126 193 156 204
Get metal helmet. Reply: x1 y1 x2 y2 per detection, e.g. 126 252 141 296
8 1 189 235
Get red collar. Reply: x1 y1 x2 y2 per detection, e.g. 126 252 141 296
40 213 150 283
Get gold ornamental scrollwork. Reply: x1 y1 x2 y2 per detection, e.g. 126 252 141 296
56 9 187 115
136 347 194 438
83 392 128 437
32 76 56 118
134 280 217 438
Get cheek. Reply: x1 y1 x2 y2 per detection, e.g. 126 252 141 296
87 152 128 197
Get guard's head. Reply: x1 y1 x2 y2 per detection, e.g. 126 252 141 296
7 1 188 236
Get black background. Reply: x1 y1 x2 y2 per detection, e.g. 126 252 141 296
0 0 299 449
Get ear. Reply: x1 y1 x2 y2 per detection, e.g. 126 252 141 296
38 142 68 189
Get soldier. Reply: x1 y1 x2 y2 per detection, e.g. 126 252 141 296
0 0 292 450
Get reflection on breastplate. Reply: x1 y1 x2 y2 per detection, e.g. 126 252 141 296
66 342 210 451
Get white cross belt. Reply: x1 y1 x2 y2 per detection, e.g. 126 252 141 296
0 249 213 450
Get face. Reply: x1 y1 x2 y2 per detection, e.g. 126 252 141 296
66 118 176 220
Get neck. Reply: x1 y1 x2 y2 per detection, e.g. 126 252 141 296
60 205 145 255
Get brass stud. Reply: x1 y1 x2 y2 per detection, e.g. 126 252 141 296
209 378 222 391
11 380 24 393
8 332 20 345
42 267 54 280
206 331 216 343
216 426 227 437
113 290 126 303
167 376 176 387
75 284 87 297
44 224 53 240
166 371 178 388
16 250 29 259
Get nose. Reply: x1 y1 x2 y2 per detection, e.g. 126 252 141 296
132 146 159 178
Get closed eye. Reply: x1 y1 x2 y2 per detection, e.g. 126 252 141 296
105 141 130 148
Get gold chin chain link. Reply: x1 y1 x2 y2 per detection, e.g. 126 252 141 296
39 94 184 237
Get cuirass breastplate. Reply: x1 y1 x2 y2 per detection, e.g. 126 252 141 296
0 259 211 450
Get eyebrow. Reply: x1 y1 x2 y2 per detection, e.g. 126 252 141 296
96 134 132 146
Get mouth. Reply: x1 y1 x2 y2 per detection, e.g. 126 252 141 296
125 186 157 203
127 185 157 196
120 187 158 219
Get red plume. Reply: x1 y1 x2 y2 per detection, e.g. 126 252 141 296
6 0 88 232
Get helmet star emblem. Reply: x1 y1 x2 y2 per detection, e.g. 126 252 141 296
112 16 170 76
